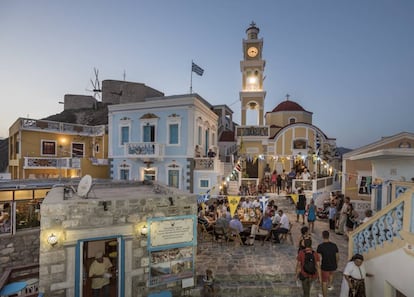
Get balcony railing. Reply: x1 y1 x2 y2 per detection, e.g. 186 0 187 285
23 157 81 169
194 158 217 171
125 142 164 159
349 182 413 261
20 118 105 136
236 125 269 137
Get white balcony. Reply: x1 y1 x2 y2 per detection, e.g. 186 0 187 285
125 142 164 159
194 158 223 173
23 157 81 169
20 118 105 136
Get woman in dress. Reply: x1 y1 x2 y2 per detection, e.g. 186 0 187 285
306 199 317 233
340 254 373 297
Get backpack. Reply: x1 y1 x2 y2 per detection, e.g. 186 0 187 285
303 251 317 274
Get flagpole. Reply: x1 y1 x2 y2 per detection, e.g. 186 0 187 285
190 60 193 94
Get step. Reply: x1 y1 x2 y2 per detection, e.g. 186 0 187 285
186 272 343 297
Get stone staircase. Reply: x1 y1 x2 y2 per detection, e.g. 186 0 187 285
190 272 343 296
190 194 349 297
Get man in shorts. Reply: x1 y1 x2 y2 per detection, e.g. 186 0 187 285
316 230 339 297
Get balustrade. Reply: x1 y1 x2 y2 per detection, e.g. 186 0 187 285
349 182 413 260
125 142 164 158
24 157 80 169
236 126 269 137
21 118 105 136
194 158 215 170
352 202 404 255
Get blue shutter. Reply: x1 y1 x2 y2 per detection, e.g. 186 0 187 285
169 124 178 144
143 126 151 142
121 127 129 145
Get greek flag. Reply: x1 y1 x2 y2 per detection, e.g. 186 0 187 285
197 189 210 203
192 62 204 76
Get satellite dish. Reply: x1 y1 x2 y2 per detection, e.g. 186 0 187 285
77 175 93 198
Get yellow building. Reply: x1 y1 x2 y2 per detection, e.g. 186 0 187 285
237 22 337 184
266 99 337 177
8 118 109 180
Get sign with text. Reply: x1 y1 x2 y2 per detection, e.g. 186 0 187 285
149 216 195 248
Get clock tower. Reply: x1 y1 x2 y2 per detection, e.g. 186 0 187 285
240 21 266 125
237 22 269 180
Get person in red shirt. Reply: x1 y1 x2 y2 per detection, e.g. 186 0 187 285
296 238 321 297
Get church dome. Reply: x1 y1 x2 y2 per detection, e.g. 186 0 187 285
272 100 307 112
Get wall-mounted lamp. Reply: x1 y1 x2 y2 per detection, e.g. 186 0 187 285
47 233 58 247
141 225 148 237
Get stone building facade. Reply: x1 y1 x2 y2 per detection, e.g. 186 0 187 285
39 181 197 297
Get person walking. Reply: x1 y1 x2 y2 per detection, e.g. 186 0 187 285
328 202 337 231
271 170 277 193
276 173 282 195
296 238 321 297
297 226 312 253
339 254 373 297
337 196 350 235
296 188 307 224
306 199 317 233
317 230 339 297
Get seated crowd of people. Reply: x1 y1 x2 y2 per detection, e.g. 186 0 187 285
197 197 291 246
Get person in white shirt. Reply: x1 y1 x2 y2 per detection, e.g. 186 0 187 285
241 198 252 209
271 209 290 243
301 168 311 180
251 197 261 209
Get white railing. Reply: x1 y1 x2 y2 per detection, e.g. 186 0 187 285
349 182 414 260
23 157 81 169
194 158 223 172
21 118 105 136
125 142 164 158
236 125 269 137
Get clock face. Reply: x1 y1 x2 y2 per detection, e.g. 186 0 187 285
247 46 258 57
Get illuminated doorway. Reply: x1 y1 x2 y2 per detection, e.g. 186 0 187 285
76 236 124 297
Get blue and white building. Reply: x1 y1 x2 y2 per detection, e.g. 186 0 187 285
108 93 224 194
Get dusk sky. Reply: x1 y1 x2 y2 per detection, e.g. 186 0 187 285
1 0 413 149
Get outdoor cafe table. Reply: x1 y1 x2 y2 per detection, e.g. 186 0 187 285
0 281 27 296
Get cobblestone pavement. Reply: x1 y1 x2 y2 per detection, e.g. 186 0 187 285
196 193 350 282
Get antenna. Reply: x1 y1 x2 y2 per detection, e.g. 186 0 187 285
86 67 102 100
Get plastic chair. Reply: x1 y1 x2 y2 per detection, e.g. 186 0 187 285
148 291 172 297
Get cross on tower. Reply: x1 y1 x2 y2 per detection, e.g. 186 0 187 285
285 94 290 101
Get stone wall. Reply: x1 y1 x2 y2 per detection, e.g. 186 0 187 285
102 80 164 105
39 183 197 297
0 229 40 274
63 94 97 110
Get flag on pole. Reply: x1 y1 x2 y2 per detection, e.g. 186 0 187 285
192 62 204 76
